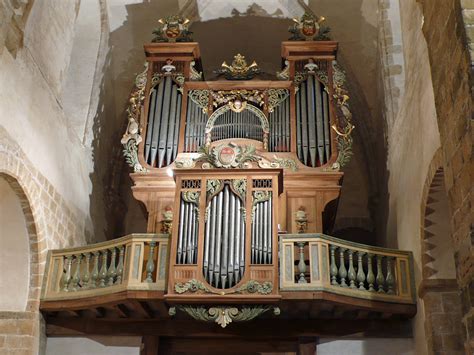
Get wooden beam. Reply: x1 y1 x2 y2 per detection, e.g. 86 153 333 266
140 336 159 355
46 318 413 339
159 337 298 354
297 337 318 355
130 301 154 319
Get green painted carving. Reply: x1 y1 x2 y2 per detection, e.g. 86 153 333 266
335 126 353 168
122 139 147 173
182 191 200 219
252 191 272 220
182 191 200 205
235 280 273 295
189 90 210 113
173 305 280 328
231 179 247 200
175 279 213 294
174 157 195 168
206 179 222 198
267 89 289 113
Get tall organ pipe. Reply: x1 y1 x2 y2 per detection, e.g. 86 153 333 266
296 76 331 167
144 77 182 168
203 184 245 289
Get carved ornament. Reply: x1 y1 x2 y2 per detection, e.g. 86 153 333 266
169 305 280 328
214 54 260 80
289 11 330 41
151 15 192 43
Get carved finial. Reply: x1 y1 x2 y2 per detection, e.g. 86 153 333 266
289 11 330 41
152 15 193 42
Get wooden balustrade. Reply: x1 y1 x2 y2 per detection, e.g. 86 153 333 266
41 234 169 301
280 234 416 304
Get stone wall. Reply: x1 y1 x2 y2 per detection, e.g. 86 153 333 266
417 0 474 352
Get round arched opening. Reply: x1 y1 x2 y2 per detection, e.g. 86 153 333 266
0 176 30 311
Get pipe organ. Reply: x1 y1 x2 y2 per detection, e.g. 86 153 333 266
39 14 417 338
121 16 355 307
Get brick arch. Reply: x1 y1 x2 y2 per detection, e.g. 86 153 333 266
0 126 90 353
419 148 463 354
0 173 42 312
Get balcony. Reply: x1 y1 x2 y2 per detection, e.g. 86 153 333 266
40 233 416 337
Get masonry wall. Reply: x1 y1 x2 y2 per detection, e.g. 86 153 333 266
0 0 105 353
417 0 473 352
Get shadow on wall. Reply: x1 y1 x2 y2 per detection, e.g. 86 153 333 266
308 0 388 244
88 1 183 240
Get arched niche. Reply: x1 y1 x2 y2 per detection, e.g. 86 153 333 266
0 176 30 311
422 168 456 280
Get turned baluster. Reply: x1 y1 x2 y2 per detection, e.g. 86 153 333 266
71 254 82 291
145 241 156 283
347 250 356 289
90 251 99 289
99 250 108 287
107 247 117 286
356 251 366 290
82 252 91 289
338 248 348 287
366 253 375 292
330 245 338 285
297 242 307 283
376 254 385 293
386 257 395 294
62 255 73 292
115 246 125 285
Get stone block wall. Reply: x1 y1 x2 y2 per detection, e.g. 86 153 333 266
418 0 474 352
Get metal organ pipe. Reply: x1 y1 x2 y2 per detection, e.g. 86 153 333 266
144 77 182 168
203 184 246 289
251 192 273 265
296 76 332 167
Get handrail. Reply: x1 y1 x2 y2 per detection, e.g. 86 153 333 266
41 232 416 306
41 234 169 301
279 233 416 304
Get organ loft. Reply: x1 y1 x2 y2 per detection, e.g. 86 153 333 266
40 12 417 354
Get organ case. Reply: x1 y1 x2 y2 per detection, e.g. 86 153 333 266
166 169 283 303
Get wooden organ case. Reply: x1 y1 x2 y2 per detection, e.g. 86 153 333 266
121 16 355 315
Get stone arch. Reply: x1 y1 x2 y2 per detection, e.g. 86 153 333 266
419 149 463 354
0 173 41 312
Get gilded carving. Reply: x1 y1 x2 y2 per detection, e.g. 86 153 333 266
214 54 260 80
267 89 289 113
188 90 209 113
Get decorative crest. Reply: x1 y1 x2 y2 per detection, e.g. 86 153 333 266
214 54 260 80
289 11 330 41
152 15 192 42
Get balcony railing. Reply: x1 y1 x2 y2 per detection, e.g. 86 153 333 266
41 233 415 307
280 234 416 304
41 234 169 301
